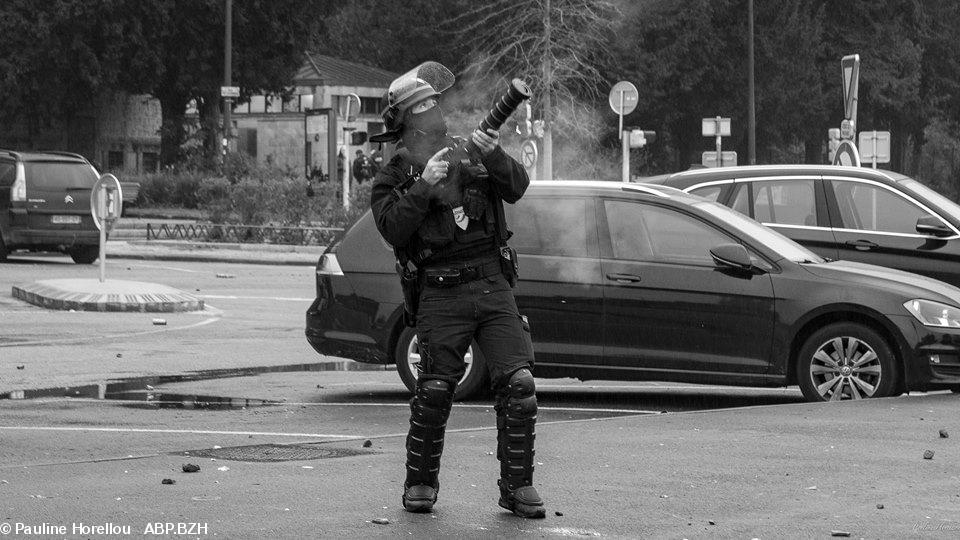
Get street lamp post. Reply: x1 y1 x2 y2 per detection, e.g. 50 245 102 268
223 0 233 173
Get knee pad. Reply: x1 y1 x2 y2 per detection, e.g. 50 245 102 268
505 369 536 418
412 379 454 425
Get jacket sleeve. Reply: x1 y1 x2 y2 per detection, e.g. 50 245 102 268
480 145 529 204
370 165 435 248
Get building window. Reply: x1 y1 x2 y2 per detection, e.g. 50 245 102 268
360 97 381 115
249 96 266 114
142 152 159 173
107 150 124 171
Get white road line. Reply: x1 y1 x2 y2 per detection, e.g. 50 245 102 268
0 426 357 439
199 294 313 302
0 315 221 347
123 263 205 274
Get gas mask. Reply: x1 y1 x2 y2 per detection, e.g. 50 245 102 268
404 105 448 157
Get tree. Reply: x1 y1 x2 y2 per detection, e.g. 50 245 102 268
449 0 622 180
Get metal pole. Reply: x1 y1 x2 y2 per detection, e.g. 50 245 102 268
747 0 756 164
223 0 232 172
618 91 624 140
716 116 723 167
622 130 630 182
872 131 877 169
98 189 107 283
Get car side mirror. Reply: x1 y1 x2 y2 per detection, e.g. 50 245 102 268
710 243 754 272
916 215 953 238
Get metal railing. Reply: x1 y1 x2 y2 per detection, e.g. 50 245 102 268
146 223 343 246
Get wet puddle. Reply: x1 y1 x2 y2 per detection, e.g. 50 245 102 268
0 360 391 408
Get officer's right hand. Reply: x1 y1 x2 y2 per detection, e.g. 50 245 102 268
421 148 450 186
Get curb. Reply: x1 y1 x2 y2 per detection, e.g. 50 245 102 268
11 280 203 313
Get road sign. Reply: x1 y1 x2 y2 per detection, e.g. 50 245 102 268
702 151 738 168
608 81 639 115
520 139 538 169
702 117 731 137
841 54 860 121
858 131 891 165
833 139 861 167
221 86 240 98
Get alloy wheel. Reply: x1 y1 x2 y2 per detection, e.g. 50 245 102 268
406 334 475 385
809 336 882 401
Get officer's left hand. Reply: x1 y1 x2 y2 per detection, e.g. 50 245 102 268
472 128 499 156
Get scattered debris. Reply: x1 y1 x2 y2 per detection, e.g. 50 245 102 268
116 353 122 358
216 273 236 279
806 486 818 490
217 466 230 471
709 521 716 525
362 440 373 448
372 518 390 525
302 466 314 469
213 446 221 449
182 463 200 473
161 479 175 485
939 429 949 438
555 511 564 517
16 365 24 370
830 531 851 537
659 494 669 499
876 504 884 510
152 319 167 326
924 450 935 460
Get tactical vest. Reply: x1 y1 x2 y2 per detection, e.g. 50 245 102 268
391 140 511 267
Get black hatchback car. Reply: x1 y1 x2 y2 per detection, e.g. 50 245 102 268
0 150 102 263
306 181 960 401
645 165 960 288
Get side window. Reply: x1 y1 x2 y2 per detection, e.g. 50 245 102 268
504 197 590 257
0 162 15 187
689 185 722 202
752 179 816 226
831 180 931 234
730 183 750 216
604 200 732 265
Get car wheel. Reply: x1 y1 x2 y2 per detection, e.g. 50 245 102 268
394 326 487 400
796 322 898 402
69 246 99 264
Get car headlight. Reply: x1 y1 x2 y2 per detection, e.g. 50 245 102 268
903 299 960 328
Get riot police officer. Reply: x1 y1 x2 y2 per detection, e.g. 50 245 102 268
369 62 545 519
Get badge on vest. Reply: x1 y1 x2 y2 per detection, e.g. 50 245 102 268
452 206 469 230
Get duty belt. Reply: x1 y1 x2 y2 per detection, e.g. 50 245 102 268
422 259 503 287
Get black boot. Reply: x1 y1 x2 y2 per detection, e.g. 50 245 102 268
402 379 454 512
495 368 546 519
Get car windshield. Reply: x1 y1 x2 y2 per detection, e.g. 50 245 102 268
693 200 825 263
896 176 960 223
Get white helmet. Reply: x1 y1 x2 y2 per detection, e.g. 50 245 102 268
371 61 454 143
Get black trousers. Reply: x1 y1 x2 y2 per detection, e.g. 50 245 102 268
415 272 534 389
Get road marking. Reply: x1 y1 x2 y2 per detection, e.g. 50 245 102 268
0 315 221 347
0 426 357 439
199 294 314 302
124 263 205 274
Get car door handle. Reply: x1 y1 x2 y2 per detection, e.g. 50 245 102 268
845 239 879 251
606 273 641 283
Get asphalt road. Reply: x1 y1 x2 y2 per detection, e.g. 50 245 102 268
5 254 959 538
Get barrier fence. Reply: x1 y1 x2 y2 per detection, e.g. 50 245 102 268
146 223 343 246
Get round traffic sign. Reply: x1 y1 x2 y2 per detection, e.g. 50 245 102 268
833 140 861 167
91 173 123 232
608 81 639 115
520 139 538 170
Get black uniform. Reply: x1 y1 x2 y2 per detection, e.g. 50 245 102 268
370 138 544 517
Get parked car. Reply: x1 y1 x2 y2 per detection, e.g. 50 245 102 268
645 165 960 288
0 150 102 263
305 180 960 401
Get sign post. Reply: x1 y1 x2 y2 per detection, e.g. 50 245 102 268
608 81 639 182
858 131 891 169
90 174 123 283
339 93 361 209
841 54 860 134
702 117 732 167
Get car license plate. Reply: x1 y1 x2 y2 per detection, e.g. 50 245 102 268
51 215 81 224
